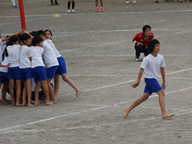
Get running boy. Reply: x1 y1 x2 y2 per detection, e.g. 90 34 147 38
132 25 154 62
124 39 174 119
37 30 58 104
45 29 81 99
31 37 53 105
20 33 34 107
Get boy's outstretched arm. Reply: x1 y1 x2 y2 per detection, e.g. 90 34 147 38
0 29 24 42
132 68 144 88
160 67 166 90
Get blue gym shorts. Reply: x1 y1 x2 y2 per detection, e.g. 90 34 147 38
0 72 8 83
56 56 67 75
46 65 59 79
32 66 47 83
144 78 163 95
20 68 33 81
8 67 21 80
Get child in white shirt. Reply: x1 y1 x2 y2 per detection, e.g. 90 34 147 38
124 39 174 119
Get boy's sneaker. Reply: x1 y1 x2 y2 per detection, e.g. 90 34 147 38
95 7 99 12
101 7 104 12
126 0 129 4
82 0 86 1
135 56 141 62
12 5 19 8
133 0 136 3
67 9 71 13
155 0 159 3
72 9 75 13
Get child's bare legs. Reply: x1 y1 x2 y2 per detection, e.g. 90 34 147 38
54 74 60 99
47 78 57 104
15 79 21 107
34 82 40 105
157 90 174 118
61 73 81 99
1 79 11 103
22 82 27 106
9 79 16 106
100 0 103 7
124 93 150 119
26 78 34 107
41 80 53 105
95 0 98 7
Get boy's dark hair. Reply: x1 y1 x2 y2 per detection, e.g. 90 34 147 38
32 36 43 46
37 30 46 36
30 31 37 37
45 29 52 36
148 39 160 53
142 25 151 32
21 33 31 43
9 35 19 45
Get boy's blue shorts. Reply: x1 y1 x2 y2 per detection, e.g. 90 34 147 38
56 56 67 75
47 65 59 79
0 72 8 83
144 78 163 95
8 67 21 80
20 68 33 81
32 66 47 83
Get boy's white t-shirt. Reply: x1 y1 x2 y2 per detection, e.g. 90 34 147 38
42 40 59 68
0 39 7 63
140 54 165 80
0 56 9 73
30 46 45 68
7 44 21 67
20 45 32 69
46 39 61 58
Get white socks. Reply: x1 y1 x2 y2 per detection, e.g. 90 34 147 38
12 0 16 6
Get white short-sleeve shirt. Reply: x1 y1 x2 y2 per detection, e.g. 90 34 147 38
20 45 32 68
30 46 45 68
42 40 59 68
140 54 165 80
0 56 9 73
46 39 61 58
7 44 21 67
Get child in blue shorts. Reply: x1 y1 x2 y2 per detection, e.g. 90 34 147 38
31 37 53 106
124 39 174 119
0 52 10 104
7 35 22 106
37 30 59 104
20 33 34 107
45 29 81 99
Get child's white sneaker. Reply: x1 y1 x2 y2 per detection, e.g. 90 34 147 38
72 9 75 13
67 9 71 13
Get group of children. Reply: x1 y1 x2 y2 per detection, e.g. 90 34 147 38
0 29 81 107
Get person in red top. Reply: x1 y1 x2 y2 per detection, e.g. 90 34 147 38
132 25 154 62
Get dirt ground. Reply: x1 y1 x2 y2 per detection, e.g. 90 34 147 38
0 0 192 143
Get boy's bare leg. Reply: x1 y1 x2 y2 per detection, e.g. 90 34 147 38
47 78 57 104
16 80 22 107
61 73 81 99
100 0 103 7
26 78 34 107
157 90 174 118
95 0 98 7
22 82 27 106
41 80 53 105
34 82 41 106
9 79 16 106
54 74 60 99
1 79 11 103
124 93 150 119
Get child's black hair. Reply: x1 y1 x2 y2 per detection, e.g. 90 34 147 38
21 33 31 43
142 25 151 32
37 30 46 37
147 39 160 53
9 35 19 45
30 31 37 37
32 36 43 46
45 29 52 36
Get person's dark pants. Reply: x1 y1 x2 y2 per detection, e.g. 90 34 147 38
135 44 150 58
